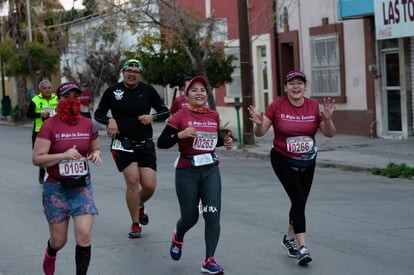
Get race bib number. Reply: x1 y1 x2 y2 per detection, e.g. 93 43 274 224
286 136 314 153
58 159 88 176
193 132 218 150
42 107 56 117
111 138 133 152
192 153 214 167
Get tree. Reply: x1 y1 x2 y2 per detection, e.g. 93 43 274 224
62 12 134 99
136 36 236 94
100 0 235 110
83 0 98 17
0 0 68 120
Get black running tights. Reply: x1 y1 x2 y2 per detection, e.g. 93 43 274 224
270 149 315 234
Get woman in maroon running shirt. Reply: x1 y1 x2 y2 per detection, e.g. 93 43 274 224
32 82 102 275
157 76 232 274
248 70 336 266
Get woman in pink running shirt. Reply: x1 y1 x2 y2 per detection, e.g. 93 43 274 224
157 76 232 274
32 82 102 275
248 70 336 266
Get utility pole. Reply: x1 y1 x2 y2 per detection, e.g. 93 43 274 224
237 0 254 145
26 0 32 42
0 19 5 98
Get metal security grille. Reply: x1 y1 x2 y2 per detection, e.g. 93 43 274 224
310 34 341 96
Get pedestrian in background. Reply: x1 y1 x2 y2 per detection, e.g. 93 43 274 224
157 76 232 275
169 76 192 115
248 70 336 265
32 82 102 275
80 82 93 118
94 59 170 238
27 80 58 184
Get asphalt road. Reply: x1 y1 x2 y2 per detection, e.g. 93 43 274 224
1 124 413 275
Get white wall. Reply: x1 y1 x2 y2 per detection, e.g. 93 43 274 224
279 0 368 110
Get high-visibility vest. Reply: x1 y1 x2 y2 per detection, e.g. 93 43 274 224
31 94 58 132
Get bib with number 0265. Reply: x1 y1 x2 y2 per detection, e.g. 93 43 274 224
286 136 314 154
59 159 88 176
192 132 218 150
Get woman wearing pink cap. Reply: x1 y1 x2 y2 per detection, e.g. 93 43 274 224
158 76 232 274
32 82 102 275
248 70 336 265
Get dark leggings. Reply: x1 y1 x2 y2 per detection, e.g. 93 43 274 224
270 149 315 234
175 165 221 259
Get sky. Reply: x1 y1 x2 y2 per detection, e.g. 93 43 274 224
60 0 84 10
0 1 84 15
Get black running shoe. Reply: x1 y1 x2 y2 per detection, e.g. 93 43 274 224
281 235 299 258
297 245 312 265
139 205 149 225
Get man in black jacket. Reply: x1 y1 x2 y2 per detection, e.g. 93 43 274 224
94 59 169 238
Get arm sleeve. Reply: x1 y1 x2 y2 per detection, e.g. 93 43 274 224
151 88 170 121
26 101 40 118
94 90 111 125
157 125 179 149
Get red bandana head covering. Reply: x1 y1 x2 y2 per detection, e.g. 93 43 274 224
57 98 81 125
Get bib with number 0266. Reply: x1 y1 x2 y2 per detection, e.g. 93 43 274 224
192 132 218 150
58 159 88 176
286 136 314 154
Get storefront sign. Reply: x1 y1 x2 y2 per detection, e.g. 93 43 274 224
375 0 414 40
337 0 373 19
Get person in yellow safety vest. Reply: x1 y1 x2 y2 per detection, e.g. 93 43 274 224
27 80 58 184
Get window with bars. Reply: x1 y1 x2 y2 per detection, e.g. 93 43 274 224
310 34 341 96
309 21 346 103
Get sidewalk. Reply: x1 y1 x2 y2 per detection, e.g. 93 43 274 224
3 119 414 172
149 122 414 172
213 126 414 172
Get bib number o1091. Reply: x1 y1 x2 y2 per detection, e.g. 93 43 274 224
59 160 88 176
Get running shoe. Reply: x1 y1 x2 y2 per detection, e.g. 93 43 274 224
169 230 184 261
139 205 149 225
297 245 312 265
281 234 299 258
128 223 142 238
201 257 224 274
43 249 56 275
